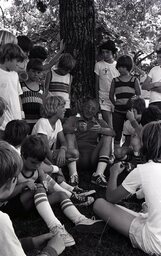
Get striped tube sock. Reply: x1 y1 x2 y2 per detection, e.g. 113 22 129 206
34 186 62 233
60 198 85 224
95 156 109 176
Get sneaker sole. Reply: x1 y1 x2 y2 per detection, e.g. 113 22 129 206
74 221 106 234
64 239 76 247
91 180 107 188
74 197 94 207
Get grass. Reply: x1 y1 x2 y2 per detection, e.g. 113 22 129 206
13 165 148 256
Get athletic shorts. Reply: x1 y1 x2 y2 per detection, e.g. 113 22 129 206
99 91 113 112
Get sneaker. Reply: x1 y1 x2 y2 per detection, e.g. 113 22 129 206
71 193 94 206
69 174 79 186
57 225 75 247
73 186 96 196
75 217 105 234
91 173 107 188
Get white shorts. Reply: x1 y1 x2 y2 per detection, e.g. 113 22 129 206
99 91 113 112
129 213 153 254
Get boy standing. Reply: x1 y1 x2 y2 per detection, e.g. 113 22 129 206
94 40 119 127
0 43 26 130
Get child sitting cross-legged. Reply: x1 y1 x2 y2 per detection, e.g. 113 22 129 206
5 135 103 247
32 95 80 187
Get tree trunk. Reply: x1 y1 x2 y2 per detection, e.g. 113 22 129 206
59 0 95 111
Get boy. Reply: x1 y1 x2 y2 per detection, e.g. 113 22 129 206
142 46 161 110
0 43 27 130
0 140 65 256
63 98 115 187
94 40 119 127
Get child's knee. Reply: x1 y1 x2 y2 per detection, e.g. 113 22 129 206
66 148 79 160
56 191 69 201
93 198 106 213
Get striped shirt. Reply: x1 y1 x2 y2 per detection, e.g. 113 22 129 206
114 76 136 113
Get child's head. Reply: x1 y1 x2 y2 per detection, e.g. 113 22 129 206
140 105 161 126
116 55 133 73
99 40 117 62
17 35 33 55
0 30 17 47
29 45 48 61
21 135 47 170
0 97 6 126
27 58 43 82
127 97 146 121
142 121 161 162
82 97 99 120
57 53 76 73
4 120 30 148
0 141 23 198
0 43 27 71
41 95 66 119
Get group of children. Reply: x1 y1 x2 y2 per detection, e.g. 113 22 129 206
0 28 161 255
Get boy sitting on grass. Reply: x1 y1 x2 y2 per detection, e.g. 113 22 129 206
0 140 65 256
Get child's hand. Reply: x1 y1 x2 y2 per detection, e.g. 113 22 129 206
89 124 101 133
126 110 135 122
25 181 37 191
110 162 125 175
56 149 66 167
32 232 54 249
47 232 65 255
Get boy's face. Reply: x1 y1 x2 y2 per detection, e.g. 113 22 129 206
6 59 27 72
23 157 42 171
117 66 128 75
82 100 98 120
28 69 42 82
56 104 66 119
157 53 161 66
102 49 113 62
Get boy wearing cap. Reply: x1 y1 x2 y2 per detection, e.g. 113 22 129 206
94 40 119 127
20 58 44 132
142 47 161 110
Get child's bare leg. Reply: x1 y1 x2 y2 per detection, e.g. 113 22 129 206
101 110 113 128
93 198 136 237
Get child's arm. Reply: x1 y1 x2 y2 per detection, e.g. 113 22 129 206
106 162 130 203
44 70 52 97
56 131 67 167
126 110 142 137
142 75 161 91
95 74 99 102
134 77 141 96
109 79 115 105
43 39 65 71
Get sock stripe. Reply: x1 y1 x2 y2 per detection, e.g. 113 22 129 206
35 198 48 207
34 192 47 199
61 199 73 211
99 156 109 163
60 199 71 206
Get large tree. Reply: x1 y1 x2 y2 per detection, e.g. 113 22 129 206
59 0 96 109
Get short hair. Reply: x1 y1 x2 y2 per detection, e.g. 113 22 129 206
142 121 161 162
99 40 117 55
21 135 47 161
126 97 146 114
27 58 43 71
140 105 161 126
41 95 66 118
58 53 76 73
116 55 133 72
0 30 17 47
17 35 33 53
0 97 6 117
82 97 99 115
29 45 48 61
0 141 22 188
0 43 27 64
4 120 30 147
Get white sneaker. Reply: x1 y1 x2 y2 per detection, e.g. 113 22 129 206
57 225 75 247
75 217 105 234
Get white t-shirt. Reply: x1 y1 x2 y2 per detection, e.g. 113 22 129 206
0 68 23 130
32 118 63 149
148 66 161 103
0 211 26 256
94 60 119 95
122 161 161 254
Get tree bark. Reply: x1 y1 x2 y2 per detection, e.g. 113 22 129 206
59 0 95 111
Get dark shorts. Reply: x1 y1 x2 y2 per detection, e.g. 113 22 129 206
0 195 29 218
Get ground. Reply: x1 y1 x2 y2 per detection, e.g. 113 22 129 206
13 165 148 256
